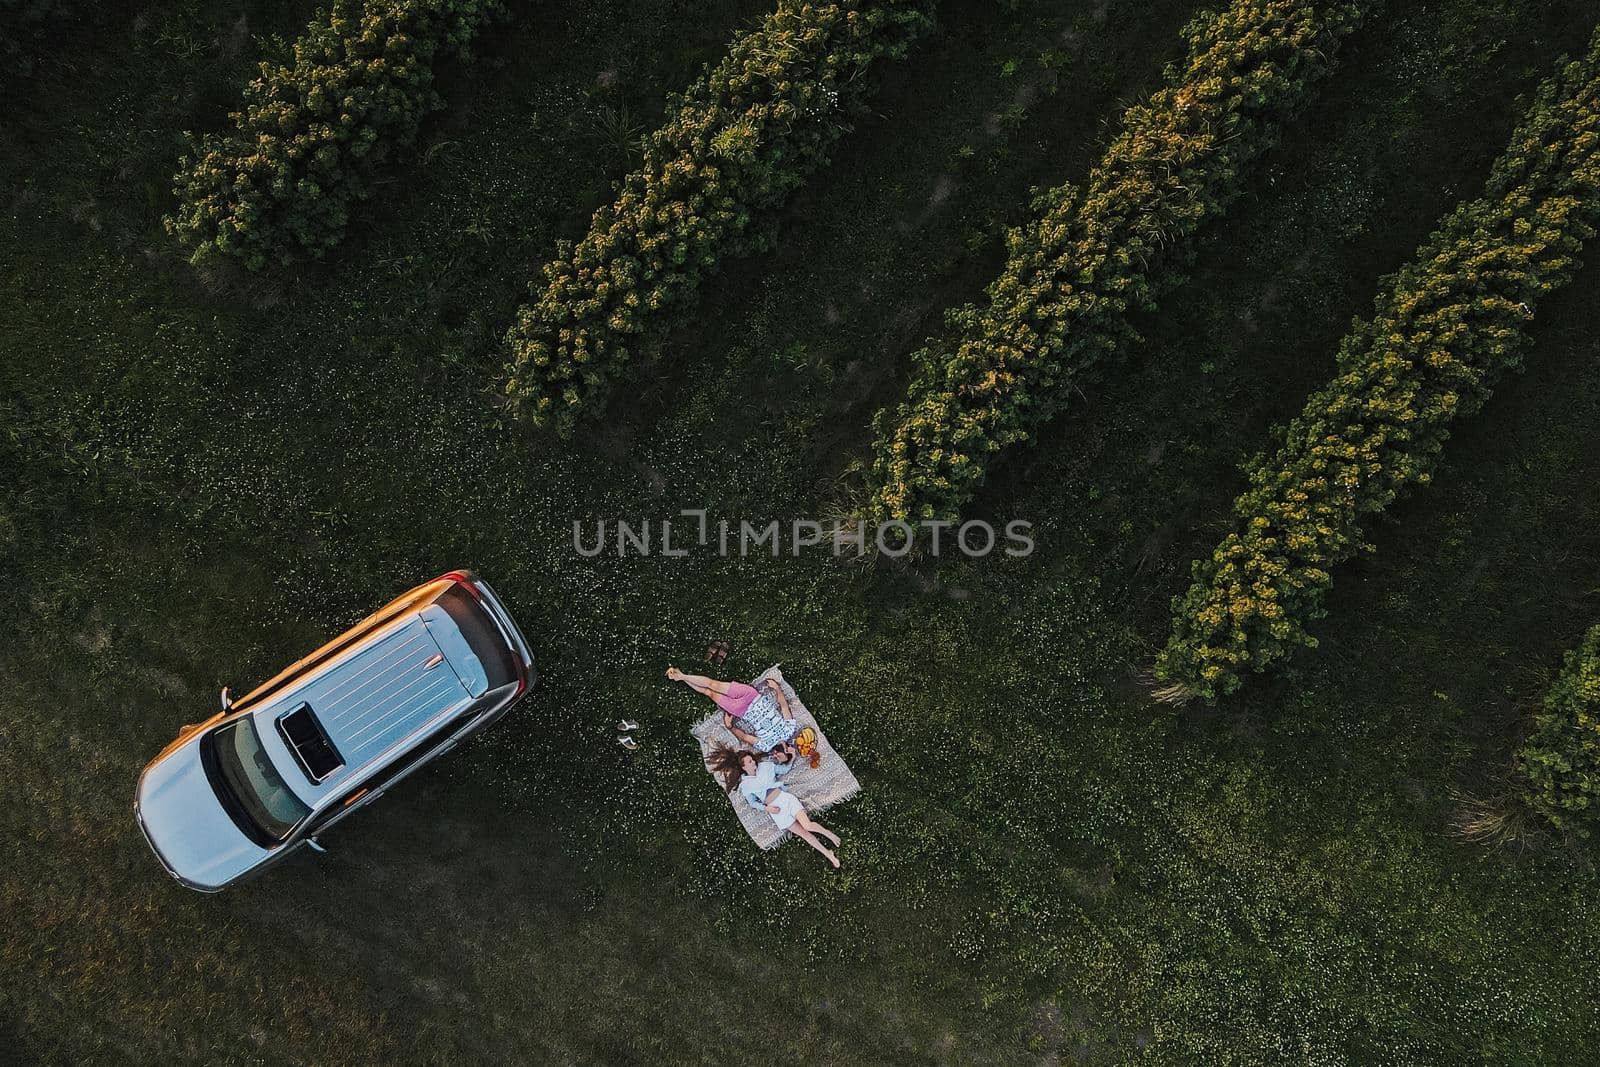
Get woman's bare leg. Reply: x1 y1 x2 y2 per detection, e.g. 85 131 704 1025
667 668 731 697
794 811 840 847
788 824 840 868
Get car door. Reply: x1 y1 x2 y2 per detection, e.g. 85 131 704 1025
300 719 464 842
300 782 377 841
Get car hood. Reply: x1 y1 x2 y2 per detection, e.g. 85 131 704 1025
135 735 271 891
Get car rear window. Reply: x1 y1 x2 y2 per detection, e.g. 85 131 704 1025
435 586 520 691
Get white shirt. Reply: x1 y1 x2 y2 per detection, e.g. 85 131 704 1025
737 760 790 809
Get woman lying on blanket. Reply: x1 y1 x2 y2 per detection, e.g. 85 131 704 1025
667 667 799 758
709 746 842 869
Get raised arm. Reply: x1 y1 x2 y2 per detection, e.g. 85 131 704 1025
723 712 758 746
765 677 794 720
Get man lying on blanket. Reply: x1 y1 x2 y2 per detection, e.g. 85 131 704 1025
666 667 799 763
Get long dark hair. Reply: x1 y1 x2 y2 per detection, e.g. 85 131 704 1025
708 745 757 794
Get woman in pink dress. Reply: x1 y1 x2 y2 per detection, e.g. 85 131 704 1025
666 666 799 754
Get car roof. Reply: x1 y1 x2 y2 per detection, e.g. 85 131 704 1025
249 612 475 803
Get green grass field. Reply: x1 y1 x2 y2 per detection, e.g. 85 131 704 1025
5 0 1600 1062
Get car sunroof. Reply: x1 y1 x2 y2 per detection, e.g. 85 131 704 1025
275 703 345 783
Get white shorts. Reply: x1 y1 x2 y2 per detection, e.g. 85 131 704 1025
766 790 803 831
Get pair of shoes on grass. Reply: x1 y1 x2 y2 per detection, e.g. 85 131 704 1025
617 720 641 750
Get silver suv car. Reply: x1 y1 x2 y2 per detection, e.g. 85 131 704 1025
134 571 534 891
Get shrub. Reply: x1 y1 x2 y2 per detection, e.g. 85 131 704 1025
501 0 936 435
1156 28 1600 701
1519 625 1600 835
866 0 1373 522
166 0 503 270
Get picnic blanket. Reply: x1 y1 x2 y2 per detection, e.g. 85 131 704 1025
691 665 861 850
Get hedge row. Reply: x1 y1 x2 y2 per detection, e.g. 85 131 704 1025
866 0 1372 522
1156 27 1600 701
166 0 503 270
501 0 936 435
1519 624 1600 836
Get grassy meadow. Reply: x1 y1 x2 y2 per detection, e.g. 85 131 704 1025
4 0 1600 1062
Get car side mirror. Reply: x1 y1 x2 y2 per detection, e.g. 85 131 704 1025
219 686 234 712
304 837 327 854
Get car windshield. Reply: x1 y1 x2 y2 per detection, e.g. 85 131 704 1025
205 717 311 844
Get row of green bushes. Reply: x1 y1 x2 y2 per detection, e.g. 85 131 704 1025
1155 27 1600 701
501 0 936 435
166 0 503 270
1519 624 1600 836
865 0 1373 522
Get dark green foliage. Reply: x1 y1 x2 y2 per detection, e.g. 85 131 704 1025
166 0 503 269
1157 26 1600 700
0 402 27 571
1 0 76 77
11 0 1600 1060
501 0 936 435
1519 624 1600 833
867 0 1372 522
